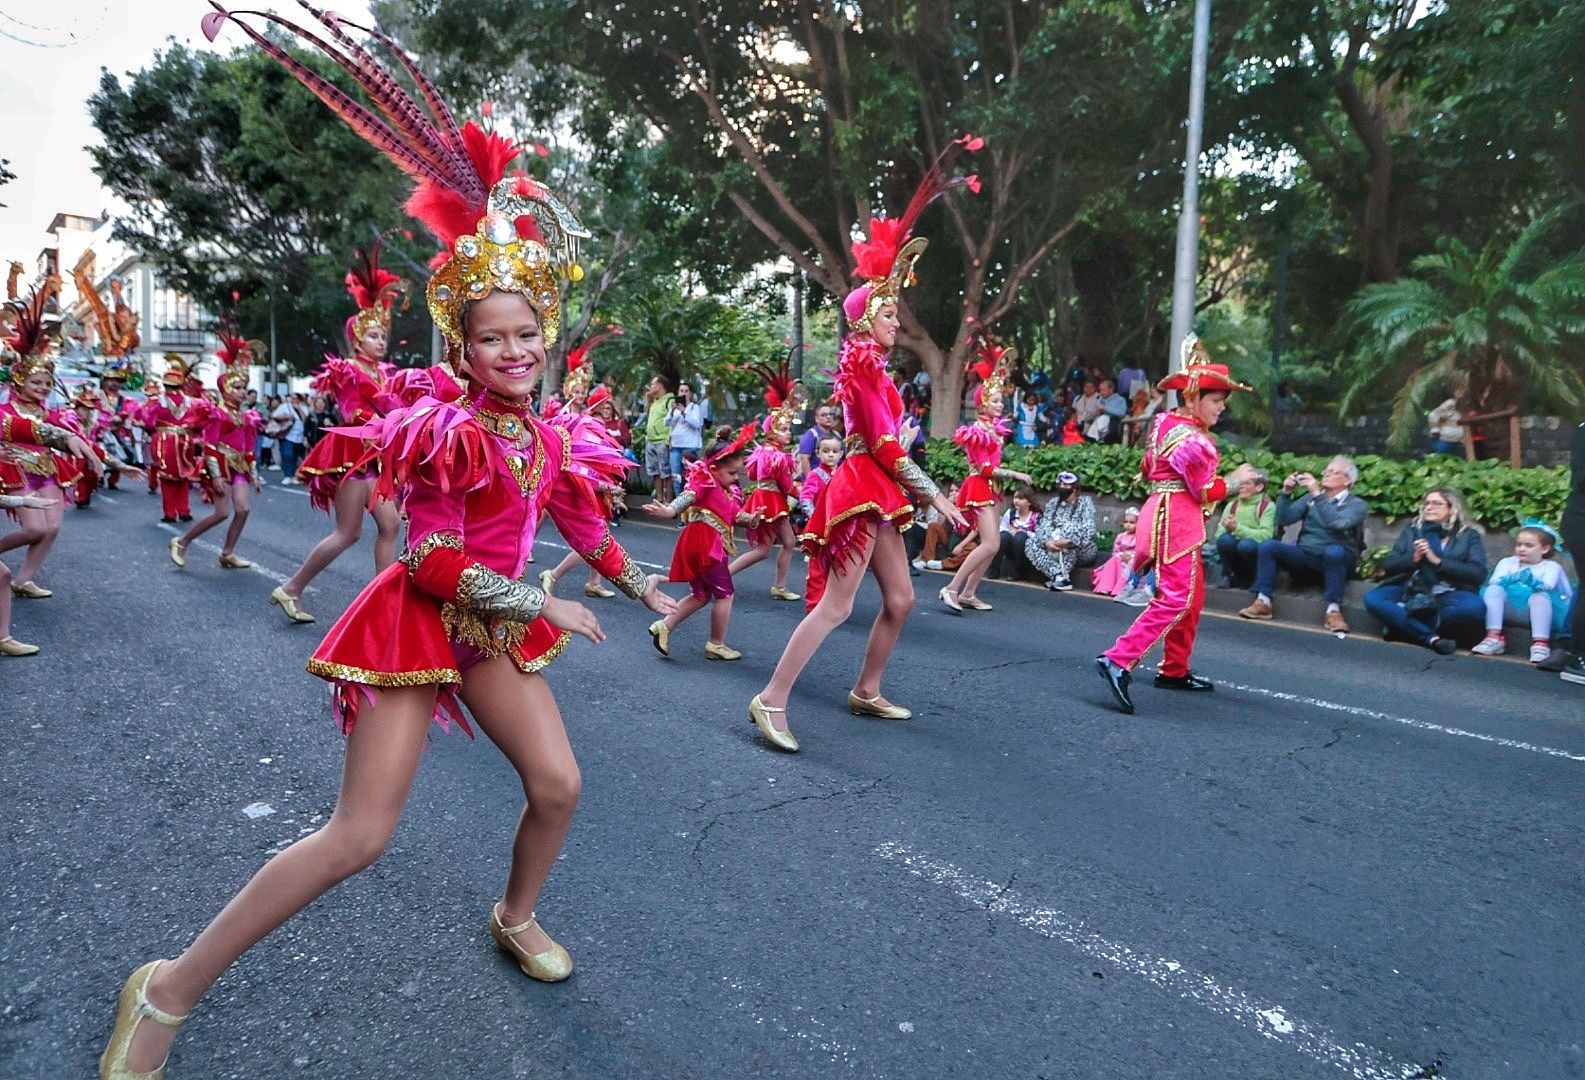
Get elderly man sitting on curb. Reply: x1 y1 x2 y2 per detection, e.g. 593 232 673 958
1239 456 1369 632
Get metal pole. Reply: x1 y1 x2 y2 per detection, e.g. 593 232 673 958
791 269 805 381
268 290 279 395
1269 241 1288 424
1167 0 1212 373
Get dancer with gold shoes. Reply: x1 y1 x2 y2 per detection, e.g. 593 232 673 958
938 332 1033 614
747 141 977 752
1 277 102 603
1094 336 1251 714
270 235 407 624
168 320 263 572
644 422 763 660
138 354 202 524
727 353 805 602
539 330 629 600
0 490 59 657
101 12 677 1079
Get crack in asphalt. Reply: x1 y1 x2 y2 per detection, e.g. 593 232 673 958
1287 721 1350 771
947 656 1049 687
690 776 890 857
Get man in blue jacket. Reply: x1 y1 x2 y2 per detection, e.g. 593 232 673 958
1557 421 1584 685
1239 456 1370 632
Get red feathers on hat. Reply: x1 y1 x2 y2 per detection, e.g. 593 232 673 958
4 276 60 358
849 134 983 284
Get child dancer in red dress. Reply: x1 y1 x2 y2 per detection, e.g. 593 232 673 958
645 423 763 660
729 354 805 600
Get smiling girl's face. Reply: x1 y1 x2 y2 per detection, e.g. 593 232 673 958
357 323 389 362
872 303 899 349
19 369 51 404
461 292 545 399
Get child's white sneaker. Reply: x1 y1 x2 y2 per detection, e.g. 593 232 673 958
1529 641 1552 664
1471 633 1506 656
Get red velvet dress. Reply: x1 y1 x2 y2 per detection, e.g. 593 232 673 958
799 337 916 569
296 356 394 512
953 417 1011 512
138 391 200 482
667 461 743 598
304 369 644 733
0 400 83 495
185 398 264 493
741 443 796 546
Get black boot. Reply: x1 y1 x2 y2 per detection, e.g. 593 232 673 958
1154 671 1215 691
1094 657 1134 714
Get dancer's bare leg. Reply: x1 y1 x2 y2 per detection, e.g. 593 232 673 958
708 595 733 646
14 487 64 584
663 593 709 631
460 657 580 956
177 480 231 548
0 504 48 558
125 686 436 1072
547 550 582 585
851 526 915 701
771 519 796 591
727 541 770 576
947 505 1000 599
220 482 253 556
370 498 400 572
280 477 370 600
0 562 14 638
755 520 878 727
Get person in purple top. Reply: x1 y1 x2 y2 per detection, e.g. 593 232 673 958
796 402 841 477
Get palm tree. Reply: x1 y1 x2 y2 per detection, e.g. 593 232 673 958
1337 206 1585 457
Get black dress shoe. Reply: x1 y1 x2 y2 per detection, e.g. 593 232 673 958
1094 656 1134 714
1154 671 1215 691
160 516 176 523
179 514 193 522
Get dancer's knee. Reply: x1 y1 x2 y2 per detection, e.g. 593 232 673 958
318 818 397 877
883 588 915 621
527 764 581 821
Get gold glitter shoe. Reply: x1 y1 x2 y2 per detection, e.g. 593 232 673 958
489 903 573 982
100 960 187 1080
539 568 557 595
957 594 993 611
648 619 671 656
704 641 742 661
748 695 799 752
11 581 51 599
268 586 315 624
583 581 615 598
0 636 40 657
167 538 186 568
768 585 802 601
218 553 251 569
848 692 912 720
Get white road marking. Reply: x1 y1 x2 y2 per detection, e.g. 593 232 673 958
874 842 1428 1080
157 522 295 587
1223 681 1585 764
535 536 668 572
719 975 859 1069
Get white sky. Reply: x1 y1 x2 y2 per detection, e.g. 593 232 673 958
0 0 372 261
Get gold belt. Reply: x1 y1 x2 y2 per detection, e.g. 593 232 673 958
845 435 869 455
157 425 188 435
1151 480 1188 493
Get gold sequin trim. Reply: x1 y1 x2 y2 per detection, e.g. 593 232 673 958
305 659 460 686
402 532 464 579
684 507 738 556
799 500 915 547
610 553 649 599
514 626 574 673
440 602 529 656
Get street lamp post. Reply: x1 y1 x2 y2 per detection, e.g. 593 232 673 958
1167 0 1212 374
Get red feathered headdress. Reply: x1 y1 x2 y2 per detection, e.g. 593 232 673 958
3 276 61 389
743 348 805 436
966 328 1016 409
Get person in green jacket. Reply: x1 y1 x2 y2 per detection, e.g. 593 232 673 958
641 374 676 502
1214 465 1276 587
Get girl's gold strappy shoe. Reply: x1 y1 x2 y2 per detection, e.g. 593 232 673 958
101 960 188 1080
748 695 799 752
489 903 573 982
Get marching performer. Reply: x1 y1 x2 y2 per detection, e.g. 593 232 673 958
102 11 676 1078
747 140 977 752
75 272 145 489
139 354 201 523
0 490 61 656
99 358 145 487
938 333 1033 613
69 385 111 507
1095 337 1251 714
1 277 101 600
727 354 804 601
271 236 407 624
796 429 843 612
168 322 263 571
644 423 763 660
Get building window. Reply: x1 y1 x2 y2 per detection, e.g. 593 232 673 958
153 287 201 331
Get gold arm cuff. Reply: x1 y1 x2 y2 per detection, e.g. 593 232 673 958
611 554 649 600
667 490 697 515
892 456 941 503
402 532 464 579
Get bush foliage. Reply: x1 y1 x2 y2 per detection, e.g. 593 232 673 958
922 439 1570 531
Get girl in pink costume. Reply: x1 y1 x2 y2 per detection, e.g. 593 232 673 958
645 423 764 660
729 356 804 601
1091 507 1141 596
939 333 1033 613
168 327 263 572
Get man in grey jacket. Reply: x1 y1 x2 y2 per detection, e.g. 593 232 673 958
1239 456 1369 632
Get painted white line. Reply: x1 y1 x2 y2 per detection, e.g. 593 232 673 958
1223 681 1585 764
535 536 668 572
157 523 294 587
719 975 859 1069
874 842 1428 1080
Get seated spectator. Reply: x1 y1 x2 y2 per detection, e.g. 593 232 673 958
1072 380 1102 432
1013 392 1044 447
1554 421 1585 683
1471 522 1575 664
913 480 963 570
1215 465 1276 588
1239 456 1369 631
1362 487 1488 654
1426 396 1466 456
990 486 1041 579
1025 471 1098 591
1117 362 1149 401
1084 377 1128 442
1091 506 1140 596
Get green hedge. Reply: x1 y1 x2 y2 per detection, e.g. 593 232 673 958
922 438 1571 530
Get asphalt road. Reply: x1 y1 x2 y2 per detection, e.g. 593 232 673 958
2 474 1581 1079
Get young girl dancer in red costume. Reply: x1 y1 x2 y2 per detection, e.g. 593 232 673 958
728 355 805 601
101 10 676 1077
939 332 1033 613
747 140 977 752
645 423 763 660
270 235 408 623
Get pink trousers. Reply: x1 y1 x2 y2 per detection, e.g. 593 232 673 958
1103 551 1204 677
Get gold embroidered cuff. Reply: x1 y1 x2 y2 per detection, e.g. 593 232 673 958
36 422 77 451
585 533 613 561
892 457 941 503
402 532 464 579
667 490 696 515
611 554 649 600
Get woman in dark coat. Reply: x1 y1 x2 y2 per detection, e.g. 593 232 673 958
1363 486 1488 653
